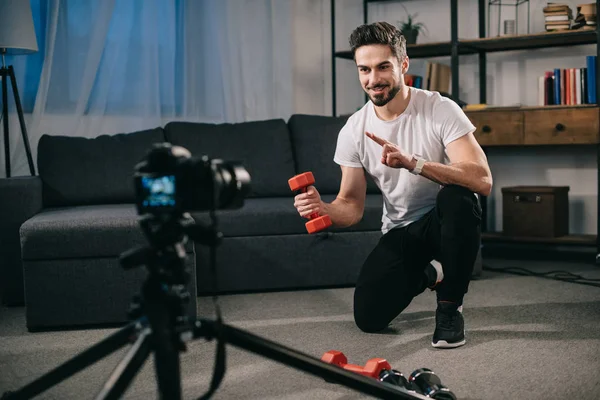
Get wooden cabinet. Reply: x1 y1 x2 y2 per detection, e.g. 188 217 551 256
465 106 600 146
467 110 524 146
465 105 599 248
524 107 599 145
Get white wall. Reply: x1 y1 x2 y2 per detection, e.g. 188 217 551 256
292 0 598 235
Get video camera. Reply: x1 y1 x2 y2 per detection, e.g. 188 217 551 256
133 143 251 215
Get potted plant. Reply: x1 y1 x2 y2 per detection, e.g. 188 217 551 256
398 11 427 45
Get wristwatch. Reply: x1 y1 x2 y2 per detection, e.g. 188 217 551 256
410 154 426 175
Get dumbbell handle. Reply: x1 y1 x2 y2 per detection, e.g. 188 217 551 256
341 363 382 377
300 186 320 220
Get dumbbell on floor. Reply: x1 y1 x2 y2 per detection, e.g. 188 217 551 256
288 171 332 234
321 350 393 379
409 368 457 400
321 350 456 399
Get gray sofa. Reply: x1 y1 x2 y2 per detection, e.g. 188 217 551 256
0 114 481 332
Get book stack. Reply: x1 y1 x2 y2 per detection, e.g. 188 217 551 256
543 3 572 31
537 56 597 106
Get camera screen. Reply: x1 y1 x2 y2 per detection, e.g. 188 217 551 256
140 175 176 209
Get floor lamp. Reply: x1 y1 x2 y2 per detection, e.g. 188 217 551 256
0 0 38 177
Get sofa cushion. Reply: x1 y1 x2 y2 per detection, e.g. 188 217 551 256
287 114 380 195
37 128 166 207
190 194 383 237
164 120 296 198
20 204 192 261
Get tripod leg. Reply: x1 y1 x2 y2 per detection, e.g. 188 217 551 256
2 67 10 178
95 326 153 400
193 319 425 400
2 322 139 400
8 66 35 176
152 324 183 400
144 278 184 400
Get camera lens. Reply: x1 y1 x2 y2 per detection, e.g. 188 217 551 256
210 159 251 210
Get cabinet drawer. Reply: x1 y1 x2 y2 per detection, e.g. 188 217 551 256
467 111 524 146
523 108 600 145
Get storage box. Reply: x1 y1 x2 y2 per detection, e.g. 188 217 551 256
502 186 569 238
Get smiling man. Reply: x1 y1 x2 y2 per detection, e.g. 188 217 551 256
293 22 493 348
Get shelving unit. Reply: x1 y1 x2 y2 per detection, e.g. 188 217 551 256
331 0 600 259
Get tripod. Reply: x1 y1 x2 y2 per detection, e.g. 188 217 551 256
1 49 36 177
1 212 436 400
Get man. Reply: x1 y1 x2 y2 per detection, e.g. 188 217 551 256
293 22 492 349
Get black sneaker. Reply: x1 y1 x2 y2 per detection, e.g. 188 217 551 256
431 302 465 349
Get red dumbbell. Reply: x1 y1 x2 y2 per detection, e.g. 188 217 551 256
321 350 392 379
288 171 332 234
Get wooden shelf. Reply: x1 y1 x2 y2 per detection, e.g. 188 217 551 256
335 30 597 61
335 41 477 60
366 0 412 3
482 231 597 246
460 29 598 53
465 104 598 112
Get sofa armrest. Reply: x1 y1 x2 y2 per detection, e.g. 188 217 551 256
0 176 43 305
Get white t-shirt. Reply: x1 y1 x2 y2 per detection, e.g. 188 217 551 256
333 87 476 234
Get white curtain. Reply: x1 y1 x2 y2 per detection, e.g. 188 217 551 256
3 0 293 178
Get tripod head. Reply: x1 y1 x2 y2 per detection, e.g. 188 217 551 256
120 214 194 282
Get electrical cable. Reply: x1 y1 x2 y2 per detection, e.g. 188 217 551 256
482 264 600 288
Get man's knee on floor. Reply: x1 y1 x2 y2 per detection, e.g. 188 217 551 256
353 309 389 333
353 291 393 333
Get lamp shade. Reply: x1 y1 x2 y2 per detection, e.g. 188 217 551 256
0 0 38 55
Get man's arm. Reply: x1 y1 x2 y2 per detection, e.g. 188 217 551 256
413 132 493 196
321 166 367 228
366 131 493 197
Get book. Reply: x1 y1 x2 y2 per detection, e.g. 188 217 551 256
543 3 571 13
586 55 597 104
425 62 451 93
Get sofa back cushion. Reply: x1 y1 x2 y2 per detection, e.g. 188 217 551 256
288 114 380 195
38 128 166 207
164 119 295 197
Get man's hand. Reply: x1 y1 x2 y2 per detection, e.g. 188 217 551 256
293 185 323 219
365 131 415 170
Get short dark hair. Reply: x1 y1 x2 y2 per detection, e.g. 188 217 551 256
349 22 407 62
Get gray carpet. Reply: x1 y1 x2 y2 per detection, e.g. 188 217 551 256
1 258 599 400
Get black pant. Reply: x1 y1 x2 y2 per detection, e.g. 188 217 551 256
353 185 482 333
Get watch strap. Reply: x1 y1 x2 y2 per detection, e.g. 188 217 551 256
410 155 426 175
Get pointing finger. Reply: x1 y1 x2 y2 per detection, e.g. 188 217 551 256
365 131 390 147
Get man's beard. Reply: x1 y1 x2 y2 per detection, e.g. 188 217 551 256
368 84 401 107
